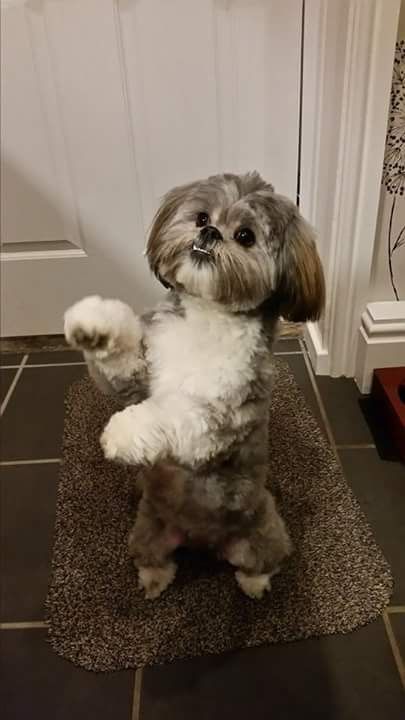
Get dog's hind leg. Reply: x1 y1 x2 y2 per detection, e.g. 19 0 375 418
224 490 292 600
128 496 181 600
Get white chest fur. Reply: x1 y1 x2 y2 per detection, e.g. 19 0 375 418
146 297 263 402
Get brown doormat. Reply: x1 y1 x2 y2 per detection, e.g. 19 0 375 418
46 361 393 672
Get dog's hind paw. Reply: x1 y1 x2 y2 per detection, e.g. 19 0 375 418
138 561 177 600
235 570 271 600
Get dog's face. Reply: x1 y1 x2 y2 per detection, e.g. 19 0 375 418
146 172 324 320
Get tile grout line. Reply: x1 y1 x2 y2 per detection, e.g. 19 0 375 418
0 354 28 416
382 610 405 690
299 340 337 452
1 361 86 369
27 361 85 369
131 668 143 720
387 605 405 614
0 458 61 467
335 443 376 450
0 621 48 630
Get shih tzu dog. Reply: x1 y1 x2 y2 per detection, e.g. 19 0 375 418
64 172 324 600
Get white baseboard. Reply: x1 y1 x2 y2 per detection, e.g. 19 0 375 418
304 322 330 375
355 301 405 394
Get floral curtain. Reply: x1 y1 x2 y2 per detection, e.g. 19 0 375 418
383 39 405 300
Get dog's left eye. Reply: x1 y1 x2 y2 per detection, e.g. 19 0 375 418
196 212 210 228
234 227 256 247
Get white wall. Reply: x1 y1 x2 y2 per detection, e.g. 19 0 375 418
369 2 405 302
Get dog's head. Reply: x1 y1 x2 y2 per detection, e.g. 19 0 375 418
146 172 324 319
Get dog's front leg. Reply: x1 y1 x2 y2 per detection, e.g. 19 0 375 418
100 394 209 467
64 295 148 405
100 398 172 466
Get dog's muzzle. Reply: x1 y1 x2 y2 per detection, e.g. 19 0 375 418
191 226 222 261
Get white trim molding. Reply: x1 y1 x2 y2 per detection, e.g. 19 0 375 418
304 322 329 375
0 248 86 262
355 301 405 393
301 0 401 378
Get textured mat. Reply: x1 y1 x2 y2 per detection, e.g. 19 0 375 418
46 360 393 671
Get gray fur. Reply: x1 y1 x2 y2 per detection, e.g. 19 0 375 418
87 358 149 406
141 291 186 326
66 172 324 599
147 171 324 318
127 313 292 581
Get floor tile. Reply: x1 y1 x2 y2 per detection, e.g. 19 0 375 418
0 369 17 405
315 376 374 446
1 463 59 622
0 365 86 461
273 339 301 353
281 354 327 437
389 613 405 664
0 353 23 367
0 629 134 720
27 350 84 365
339 449 405 603
141 619 405 720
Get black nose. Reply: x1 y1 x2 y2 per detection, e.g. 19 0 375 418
199 225 223 245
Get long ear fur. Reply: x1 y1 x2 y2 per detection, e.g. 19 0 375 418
147 182 197 261
146 181 198 288
277 214 325 322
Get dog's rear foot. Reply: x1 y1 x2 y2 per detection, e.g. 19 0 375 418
235 570 272 600
138 561 177 600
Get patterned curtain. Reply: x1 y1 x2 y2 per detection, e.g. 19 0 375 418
382 39 405 300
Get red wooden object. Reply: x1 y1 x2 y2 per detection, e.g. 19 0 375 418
371 367 405 464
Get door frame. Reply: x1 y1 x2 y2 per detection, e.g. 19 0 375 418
300 0 401 378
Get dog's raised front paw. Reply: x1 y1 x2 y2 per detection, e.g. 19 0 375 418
138 562 177 600
64 295 141 357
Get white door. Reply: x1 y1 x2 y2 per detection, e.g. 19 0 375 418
1 0 302 337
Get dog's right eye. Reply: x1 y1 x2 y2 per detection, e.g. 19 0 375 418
234 227 256 247
196 212 210 228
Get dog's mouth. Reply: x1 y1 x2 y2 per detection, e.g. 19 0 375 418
191 242 215 264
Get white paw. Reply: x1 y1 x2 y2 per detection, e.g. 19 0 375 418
100 407 144 464
224 539 255 569
138 562 177 600
235 570 271 600
64 295 141 358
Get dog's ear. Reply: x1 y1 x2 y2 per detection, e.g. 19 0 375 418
148 183 196 254
146 181 198 287
275 208 325 322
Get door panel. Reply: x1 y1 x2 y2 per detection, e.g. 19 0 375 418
1 0 302 336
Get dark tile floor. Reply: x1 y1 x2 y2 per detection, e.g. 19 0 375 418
1 340 404 719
